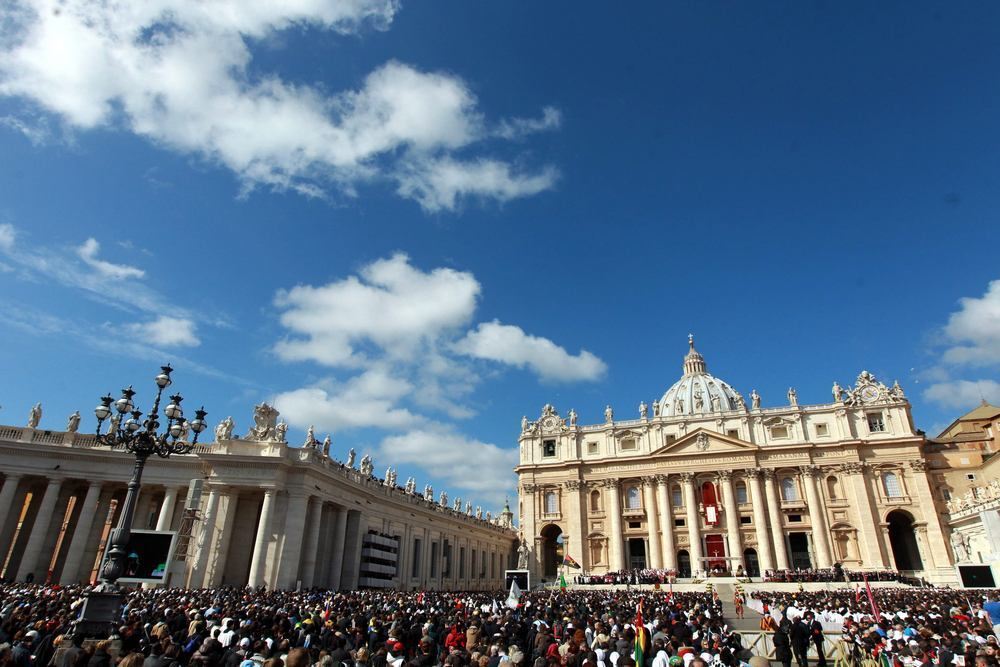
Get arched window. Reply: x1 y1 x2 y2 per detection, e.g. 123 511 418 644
826 475 841 499
544 491 558 514
590 489 601 512
735 482 748 504
626 486 641 510
883 472 903 498
781 477 798 501
672 485 683 507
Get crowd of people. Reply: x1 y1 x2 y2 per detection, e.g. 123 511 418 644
749 588 1000 667
0 585 736 667
2 582 999 667
573 571 678 586
761 568 908 584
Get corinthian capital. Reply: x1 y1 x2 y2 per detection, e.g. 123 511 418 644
564 480 583 491
679 471 695 483
761 468 776 481
798 465 821 478
718 470 733 482
908 459 928 472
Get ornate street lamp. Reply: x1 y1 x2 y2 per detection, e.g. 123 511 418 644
77 364 207 635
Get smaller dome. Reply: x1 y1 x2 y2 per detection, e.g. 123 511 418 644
657 336 743 417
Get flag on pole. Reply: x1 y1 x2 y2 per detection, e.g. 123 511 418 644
863 573 882 623
667 580 674 605
559 573 568 591
506 578 522 609
855 583 862 604
562 554 582 569
323 597 331 621
633 601 647 667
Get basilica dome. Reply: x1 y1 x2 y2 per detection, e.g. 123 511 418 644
657 336 743 417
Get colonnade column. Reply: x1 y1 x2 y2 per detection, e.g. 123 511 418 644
189 487 221 587
16 477 63 582
801 466 832 568
642 480 663 569
155 487 179 531
746 470 775 572
719 471 743 569
276 492 310 590
248 489 275 587
208 492 238 587
565 480 587 571
0 475 24 558
843 462 887 566
762 470 790 570
681 473 703 575
60 482 102 584
327 507 348 590
604 480 625 571
300 497 323 588
654 475 677 570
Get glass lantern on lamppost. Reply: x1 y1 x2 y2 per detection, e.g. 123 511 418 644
76 364 207 636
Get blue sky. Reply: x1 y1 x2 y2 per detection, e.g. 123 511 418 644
2 1 1000 509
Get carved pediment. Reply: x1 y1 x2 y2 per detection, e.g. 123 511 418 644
651 428 758 457
761 415 796 427
614 428 646 440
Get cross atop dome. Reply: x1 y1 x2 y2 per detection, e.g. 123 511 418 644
683 333 707 376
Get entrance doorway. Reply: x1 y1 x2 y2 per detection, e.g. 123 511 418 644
705 534 726 572
540 524 563 578
677 550 691 577
743 548 759 577
887 511 923 571
788 532 811 570
627 538 647 569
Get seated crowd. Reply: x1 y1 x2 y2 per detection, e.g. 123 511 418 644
762 568 907 584
0 585 736 667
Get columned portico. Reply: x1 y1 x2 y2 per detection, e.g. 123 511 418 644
16 477 62 582
248 488 275 587
60 482 102 584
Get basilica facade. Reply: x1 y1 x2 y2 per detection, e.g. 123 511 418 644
516 337 957 584
0 405 516 591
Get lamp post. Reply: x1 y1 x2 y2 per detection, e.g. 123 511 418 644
76 364 207 636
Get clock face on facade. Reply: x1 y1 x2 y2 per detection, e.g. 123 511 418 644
542 417 556 429
860 385 880 403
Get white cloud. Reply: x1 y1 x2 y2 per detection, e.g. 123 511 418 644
126 315 200 347
396 156 559 212
0 1 558 210
923 380 1000 410
456 320 607 382
76 238 145 279
0 223 14 251
941 279 1000 366
378 427 518 506
274 253 480 366
273 367 421 432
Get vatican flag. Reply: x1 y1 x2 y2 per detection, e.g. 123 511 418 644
506 579 522 609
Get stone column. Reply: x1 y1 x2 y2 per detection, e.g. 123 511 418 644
681 473 703 574
0 475 24 558
908 460 949 569
843 463 887 566
208 492 238 587
655 476 677 570
248 489 275 587
155 487 179 531
299 497 324 588
341 510 363 590
277 493 310 590
801 466 832 568
16 477 63 582
719 471 744 569
327 507 348 590
762 470 790 570
564 480 588 570
188 487 221 588
605 480 625 571
60 482 102 584
746 470 775 572
642 481 663 569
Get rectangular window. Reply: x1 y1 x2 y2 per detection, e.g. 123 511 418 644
672 488 683 507
735 485 748 504
665 434 677 443
815 423 829 437
867 414 885 433
459 547 466 578
674 518 685 527
587 441 599 454
628 521 641 529
412 538 422 578
620 438 636 451
430 542 439 577
727 429 739 439
543 439 556 457
788 514 802 523
740 516 752 525
771 425 789 439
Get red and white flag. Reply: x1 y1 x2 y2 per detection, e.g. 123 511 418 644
863 573 882 623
